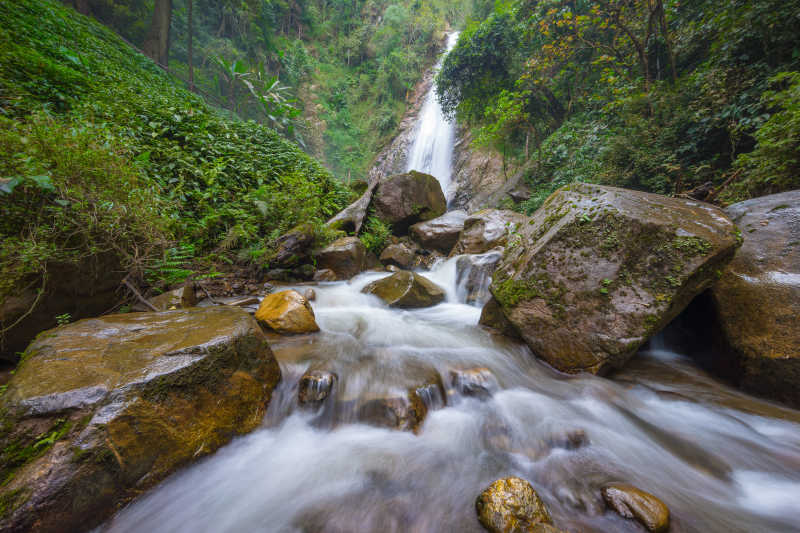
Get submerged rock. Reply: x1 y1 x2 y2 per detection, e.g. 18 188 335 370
372 171 447 234
451 209 528 256
361 271 445 308
490 183 740 374
448 367 498 400
456 250 503 304
476 477 555 533
255 290 320 334
409 210 468 254
379 242 416 269
0 307 281 533
601 483 670 533
298 370 337 409
313 236 367 280
709 190 800 407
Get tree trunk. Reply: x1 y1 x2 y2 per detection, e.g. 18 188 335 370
187 0 194 90
142 0 173 68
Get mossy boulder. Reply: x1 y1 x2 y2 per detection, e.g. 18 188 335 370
372 171 446 234
489 183 740 374
602 483 670 533
313 236 367 280
271 223 316 267
450 209 528 256
476 477 560 533
255 290 320 334
362 271 445 308
0 307 281 533
708 190 800 407
409 209 468 254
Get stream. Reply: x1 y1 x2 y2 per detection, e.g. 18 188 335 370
99 258 800 533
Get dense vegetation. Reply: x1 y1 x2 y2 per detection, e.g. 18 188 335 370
437 0 800 210
0 0 354 313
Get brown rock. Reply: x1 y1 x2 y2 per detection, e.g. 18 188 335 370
479 297 520 339
379 243 415 269
476 477 553 533
255 290 320 334
491 183 740 374
313 236 367 280
362 271 445 308
709 191 800 407
303 288 317 301
373 171 447 234
409 210 468 254
313 269 338 282
0 307 280 533
298 370 337 408
456 250 503 304
272 223 315 266
601 483 670 533
451 209 528 256
386 264 401 273
145 284 198 311
448 367 498 400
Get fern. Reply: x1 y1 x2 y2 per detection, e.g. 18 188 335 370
146 244 195 287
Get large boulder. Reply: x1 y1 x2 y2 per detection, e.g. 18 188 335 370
0 307 281 533
379 242 416 269
362 271 445 308
602 483 670 533
409 210 468 254
475 477 558 533
313 236 367 280
450 209 528 256
490 183 740 374
709 190 800 406
255 290 320 334
271 223 316 266
372 171 446 234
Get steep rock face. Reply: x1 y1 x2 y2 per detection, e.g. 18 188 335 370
410 210 468 254
490 183 740 374
313 236 367 280
450 209 528 256
0 307 281 533
709 190 800 407
373 171 447 234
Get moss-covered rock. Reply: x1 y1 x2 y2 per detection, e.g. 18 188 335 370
709 190 800 407
362 271 445 308
0 307 281 533
372 171 447 234
450 209 528 256
489 183 740 374
255 290 320 334
313 236 367 280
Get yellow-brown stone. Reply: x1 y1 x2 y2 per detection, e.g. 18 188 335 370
255 290 320 334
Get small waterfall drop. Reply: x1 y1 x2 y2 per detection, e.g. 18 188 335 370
406 32 460 202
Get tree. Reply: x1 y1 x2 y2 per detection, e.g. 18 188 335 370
143 0 173 68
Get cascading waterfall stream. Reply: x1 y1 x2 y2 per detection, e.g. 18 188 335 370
99 257 800 533
405 32 460 203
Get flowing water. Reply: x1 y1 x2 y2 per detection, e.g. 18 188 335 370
405 32 460 202
100 257 800 533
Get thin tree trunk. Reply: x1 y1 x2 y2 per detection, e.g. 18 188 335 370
187 0 194 90
143 0 173 68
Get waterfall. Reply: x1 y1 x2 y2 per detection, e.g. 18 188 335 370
405 32 460 202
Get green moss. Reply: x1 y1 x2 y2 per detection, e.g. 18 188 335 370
0 417 72 486
0 487 29 519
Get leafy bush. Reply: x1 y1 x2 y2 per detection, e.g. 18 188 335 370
359 216 391 255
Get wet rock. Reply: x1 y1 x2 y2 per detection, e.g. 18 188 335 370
491 183 740 374
602 483 670 533
144 283 198 311
448 367 498 400
298 370 337 408
265 268 295 282
313 269 338 282
709 190 800 407
272 223 315 266
479 297 520 339
304 288 317 301
456 250 503 304
409 210 468 254
362 271 445 308
386 264 401 273
255 290 320 334
451 209 528 256
356 393 427 432
379 243 416 269
294 263 317 281
373 171 447 234
0 307 281 533
313 237 367 280
476 477 554 533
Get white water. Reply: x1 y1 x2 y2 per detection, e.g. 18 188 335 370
405 32 460 202
100 257 800 533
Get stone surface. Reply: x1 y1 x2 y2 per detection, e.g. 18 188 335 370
709 190 800 407
476 477 553 533
313 269 338 282
602 483 670 533
313 237 367 281
145 284 197 311
447 367 498 400
456 250 503 304
362 271 445 308
451 209 528 256
379 243 416 269
409 210 468 254
490 183 740 374
298 370 337 408
272 223 315 266
0 307 281 533
479 297 520 339
372 171 447 234
255 290 320 334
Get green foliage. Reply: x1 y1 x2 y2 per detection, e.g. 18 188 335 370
359 216 391 255
146 245 196 287
55 314 72 327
